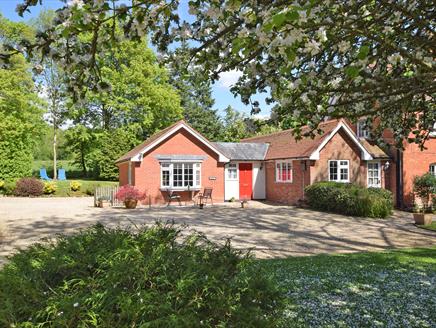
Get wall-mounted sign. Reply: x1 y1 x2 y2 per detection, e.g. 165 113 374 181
209 176 217 180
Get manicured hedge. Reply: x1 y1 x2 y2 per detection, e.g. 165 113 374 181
305 181 393 218
0 224 282 327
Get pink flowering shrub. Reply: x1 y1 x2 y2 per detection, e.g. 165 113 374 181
115 185 145 202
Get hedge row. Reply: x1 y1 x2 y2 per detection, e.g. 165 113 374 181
305 181 393 218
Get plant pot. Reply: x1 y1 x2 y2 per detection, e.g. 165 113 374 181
124 199 138 209
241 202 248 208
413 213 433 225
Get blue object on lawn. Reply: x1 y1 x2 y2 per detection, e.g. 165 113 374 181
39 168 51 181
58 168 66 181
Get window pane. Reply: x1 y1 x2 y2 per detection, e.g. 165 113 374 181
329 161 338 181
184 163 193 186
162 170 170 186
340 168 348 181
430 165 436 176
173 163 183 187
195 164 201 186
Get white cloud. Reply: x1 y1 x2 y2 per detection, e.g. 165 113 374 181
218 70 242 88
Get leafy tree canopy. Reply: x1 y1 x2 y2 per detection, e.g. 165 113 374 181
5 0 435 147
0 50 43 179
168 42 225 141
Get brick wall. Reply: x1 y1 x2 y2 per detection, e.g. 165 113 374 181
264 159 311 204
122 129 225 205
118 162 129 186
311 130 367 186
402 138 436 207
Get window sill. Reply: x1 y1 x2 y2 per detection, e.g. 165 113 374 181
160 187 201 191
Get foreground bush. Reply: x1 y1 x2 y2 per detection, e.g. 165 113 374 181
0 224 282 327
305 182 393 218
13 177 44 197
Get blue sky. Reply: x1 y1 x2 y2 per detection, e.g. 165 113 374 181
0 0 272 118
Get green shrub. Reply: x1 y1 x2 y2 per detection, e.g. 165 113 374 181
0 224 282 327
413 173 436 212
43 181 57 195
13 177 44 197
85 183 97 195
0 180 4 189
305 181 393 218
70 180 81 192
2 179 17 195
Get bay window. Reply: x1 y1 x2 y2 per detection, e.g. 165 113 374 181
329 160 349 182
276 160 293 183
160 162 201 189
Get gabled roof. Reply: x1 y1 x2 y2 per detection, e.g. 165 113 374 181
115 120 230 164
243 119 381 161
212 142 269 161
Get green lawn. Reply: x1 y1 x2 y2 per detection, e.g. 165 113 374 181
260 247 436 327
418 222 436 232
46 179 118 197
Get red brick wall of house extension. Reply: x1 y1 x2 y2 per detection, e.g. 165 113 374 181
119 129 225 205
311 130 369 186
401 138 436 206
264 159 311 205
118 162 129 186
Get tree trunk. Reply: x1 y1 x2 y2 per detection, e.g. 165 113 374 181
81 143 87 177
53 120 57 180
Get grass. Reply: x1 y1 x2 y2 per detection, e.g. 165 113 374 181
45 179 118 197
418 222 436 232
260 247 436 327
33 159 86 180
32 159 76 172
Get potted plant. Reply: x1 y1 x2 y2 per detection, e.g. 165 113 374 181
115 185 146 209
412 173 436 225
98 196 111 208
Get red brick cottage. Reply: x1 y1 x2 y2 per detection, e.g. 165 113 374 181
116 119 407 206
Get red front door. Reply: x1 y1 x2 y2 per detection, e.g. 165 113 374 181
239 163 253 200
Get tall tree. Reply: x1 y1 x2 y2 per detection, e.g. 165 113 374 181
8 1 435 147
221 106 250 142
0 16 43 179
31 10 68 179
65 37 183 179
169 43 224 141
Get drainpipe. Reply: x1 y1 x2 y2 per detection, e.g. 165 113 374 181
396 149 403 209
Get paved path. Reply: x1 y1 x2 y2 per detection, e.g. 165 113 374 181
1 197 435 264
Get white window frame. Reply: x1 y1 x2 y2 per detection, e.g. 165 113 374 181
226 163 238 180
160 162 201 190
367 161 381 188
429 123 436 137
357 120 370 139
430 163 436 176
328 160 350 183
275 160 293 183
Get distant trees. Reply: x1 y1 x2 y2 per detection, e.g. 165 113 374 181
65 37 183 179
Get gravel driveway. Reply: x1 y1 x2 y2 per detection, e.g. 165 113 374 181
1 197 435 264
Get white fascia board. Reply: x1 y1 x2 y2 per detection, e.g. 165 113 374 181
309 122 373 161
130 122 230 163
